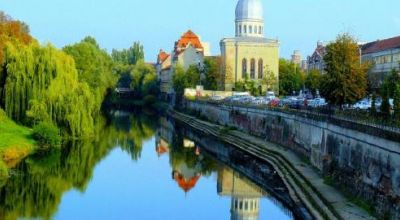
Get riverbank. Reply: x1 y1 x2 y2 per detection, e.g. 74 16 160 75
170 110 375 220
0 110 35 177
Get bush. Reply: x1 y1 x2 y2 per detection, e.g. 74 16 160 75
32 122 62 150
143 95 156 106
0 160 8 181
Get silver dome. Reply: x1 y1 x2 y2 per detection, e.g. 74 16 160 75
235 0 263 21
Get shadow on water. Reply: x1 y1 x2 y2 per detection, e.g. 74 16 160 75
0 110 309 220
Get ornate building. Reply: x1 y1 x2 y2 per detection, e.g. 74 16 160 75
306 41 326 73
156 30 208 100
220 0 279 93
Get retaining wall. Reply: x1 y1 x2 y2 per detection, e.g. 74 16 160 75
184 100 400 219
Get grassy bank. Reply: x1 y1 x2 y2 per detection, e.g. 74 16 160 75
0 109 35 171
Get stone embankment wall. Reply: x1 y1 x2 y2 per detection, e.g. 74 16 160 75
184 100 400 219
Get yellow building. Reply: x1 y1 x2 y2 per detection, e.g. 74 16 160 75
220 0 279 94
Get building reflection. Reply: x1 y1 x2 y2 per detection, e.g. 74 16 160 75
218 167 264 220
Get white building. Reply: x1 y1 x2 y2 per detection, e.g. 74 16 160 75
361 36 400 88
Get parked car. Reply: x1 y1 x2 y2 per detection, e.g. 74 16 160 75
210 95 224 101
266 91 276 100
268 98 280 107
253 97 269 106
308 98 327 108
352 99 371 110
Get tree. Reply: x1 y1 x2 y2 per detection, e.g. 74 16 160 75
130 60 157 97
186 65 201 88
203 57 220 90
320 33 369 106
370 92 377 116
385 69 400 98
111 42 144 66
172 65 189 96
305 69 322 95
279 59 304 95
394 84 400 121
234 75 258 96
380 83 391 118
263 66 278 94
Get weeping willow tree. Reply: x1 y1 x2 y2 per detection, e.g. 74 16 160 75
2 42 96 137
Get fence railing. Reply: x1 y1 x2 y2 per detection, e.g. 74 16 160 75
186 99 400 140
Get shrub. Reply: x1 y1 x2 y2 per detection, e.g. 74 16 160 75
32 122 62 150
143 95 156 106
0 160 8 180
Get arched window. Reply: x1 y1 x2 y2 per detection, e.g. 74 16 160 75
244 25 247 33
242 58 247 78
259 26 262 34
239 25 242 34
249 25 252 34
258 59 263 79
250 58 256 79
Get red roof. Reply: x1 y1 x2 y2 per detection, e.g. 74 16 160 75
362 36 400 55
173 171 201 193
158 50 170 63
175 30 204 51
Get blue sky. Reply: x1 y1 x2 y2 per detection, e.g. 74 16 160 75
1 0 399 62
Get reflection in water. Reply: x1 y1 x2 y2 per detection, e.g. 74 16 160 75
218 167 263 220
0 111 295 220
0 110 158 220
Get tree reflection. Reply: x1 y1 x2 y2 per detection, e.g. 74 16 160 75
0 110 158 220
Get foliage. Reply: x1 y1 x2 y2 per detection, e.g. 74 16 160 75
279 59 304 95
384 69 400 98
0 11 35 65
235 75 260 96
63 36 117 111
1 42 96 137
130 60 158 98
263 66 278 94
33 122 61 150
186 65 201 87
305 69 322 95
0 160 7 180
394 84 400 120
111 42 144 66
0 107 35 165
172 65 189 95
380 83 391 118
321 33 369 106
203 57 220 90
370 92 377 116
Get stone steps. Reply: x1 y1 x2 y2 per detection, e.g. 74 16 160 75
170 110 375 220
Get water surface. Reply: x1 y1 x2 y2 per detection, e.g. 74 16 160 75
0 111 295 220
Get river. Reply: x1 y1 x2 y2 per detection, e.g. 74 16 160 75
0 110 301 220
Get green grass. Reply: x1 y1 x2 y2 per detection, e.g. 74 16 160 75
0 109 35 166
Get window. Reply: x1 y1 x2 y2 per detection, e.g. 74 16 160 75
239 25 242 34
258 59 263 79
242 58 247 78
250 58 256 79
249 25 252 34
244 25 247 33
394 53 400 62
259 26 262 34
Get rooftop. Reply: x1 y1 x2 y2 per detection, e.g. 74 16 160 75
362 36 400 55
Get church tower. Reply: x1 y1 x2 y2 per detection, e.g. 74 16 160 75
220 0 279 94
